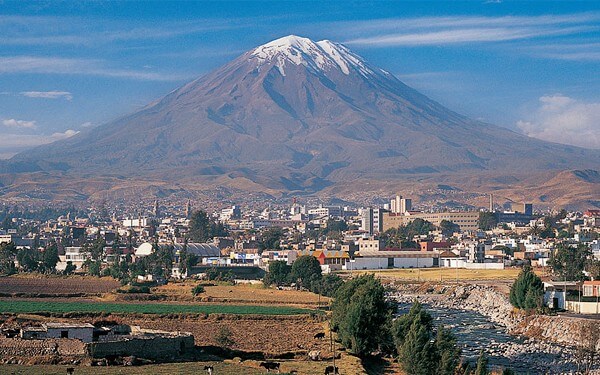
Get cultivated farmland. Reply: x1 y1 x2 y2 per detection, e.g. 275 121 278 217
0 300 313 315
0 276 120 295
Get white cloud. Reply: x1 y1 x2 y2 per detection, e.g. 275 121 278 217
20 91 73 100
2 118 37 129
0 56 189 81
52 129 79 138
0 129 79 159
346 26 595 47
340 13 600 47
80 122 94 128
517 95 600 149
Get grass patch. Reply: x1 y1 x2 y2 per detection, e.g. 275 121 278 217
0 300 314 316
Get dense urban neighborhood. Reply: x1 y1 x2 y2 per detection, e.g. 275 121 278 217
0 195 599 373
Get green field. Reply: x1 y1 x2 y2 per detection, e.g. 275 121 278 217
0 300 313 315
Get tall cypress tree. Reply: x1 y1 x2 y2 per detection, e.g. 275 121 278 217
509 264 543 309
474 350 489 375
400 320 436 375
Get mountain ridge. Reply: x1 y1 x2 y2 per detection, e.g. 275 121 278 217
2 35 599 206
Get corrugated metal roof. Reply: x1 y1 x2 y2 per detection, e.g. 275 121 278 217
174 243 220 257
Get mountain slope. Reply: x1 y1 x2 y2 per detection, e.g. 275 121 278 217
6 35 600 195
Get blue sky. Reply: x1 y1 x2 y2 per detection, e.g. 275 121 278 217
1 1 599 158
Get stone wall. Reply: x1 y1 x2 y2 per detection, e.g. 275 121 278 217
87 334 194 359
0 337 86 357
515 315 600 352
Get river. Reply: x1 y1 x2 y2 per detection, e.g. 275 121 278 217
396 302 583 374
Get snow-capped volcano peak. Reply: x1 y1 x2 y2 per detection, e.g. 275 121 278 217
251 35 376 77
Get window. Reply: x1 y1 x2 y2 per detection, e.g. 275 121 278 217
61 330 68 338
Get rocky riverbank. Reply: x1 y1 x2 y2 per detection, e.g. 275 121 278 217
389 283 600 374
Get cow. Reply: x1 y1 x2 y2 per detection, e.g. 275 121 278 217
66 368 75 375
259 361 281 373
308 350 321 361
325 365 339 375
204 365 214 375
314 332 326 339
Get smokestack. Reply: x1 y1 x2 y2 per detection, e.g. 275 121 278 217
489 194 494 212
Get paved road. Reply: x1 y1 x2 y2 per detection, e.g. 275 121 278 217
558 312 600 320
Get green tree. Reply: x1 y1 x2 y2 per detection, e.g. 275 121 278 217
318 273 344 297
405 219 434 238
263 260 291 286
290 255 322 290
439 220 460 236
16 248 38 272
435 325 461 375
0 242 17 275
478 212 498 231
399 319 436 375
86 259 101 276
188 210 228 242
41 242 59 272
474 350 489 375
321 219 349 237
258 227 284 251
331 274 394 356
188 210 211 242
509 264 543 309
393 302 460 375
63 261 76 275
392 300 433 349
548 243 591 281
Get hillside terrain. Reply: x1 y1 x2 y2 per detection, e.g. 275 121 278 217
1 35 598 208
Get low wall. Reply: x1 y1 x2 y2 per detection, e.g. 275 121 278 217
464 262 505 270
0 338 86 357
565 300 600 314
87 334 194 359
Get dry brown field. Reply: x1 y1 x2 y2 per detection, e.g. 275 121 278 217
339 268 522 282
2 354 373 375
154 281 330 306
0 275 120 295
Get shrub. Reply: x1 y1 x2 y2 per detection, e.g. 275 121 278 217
215 326 235 348
192 284 205 295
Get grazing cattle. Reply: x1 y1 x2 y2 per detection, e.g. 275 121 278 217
324 365 339 375
204 365 214 375
314 332 326 339
259 361 281 373
66 368 75 375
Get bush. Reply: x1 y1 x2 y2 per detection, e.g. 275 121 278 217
205 268 235 283
192 284 205 295
215 326 235 348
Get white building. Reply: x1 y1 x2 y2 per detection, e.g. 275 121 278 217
44 323 95 343
344 250 439 270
